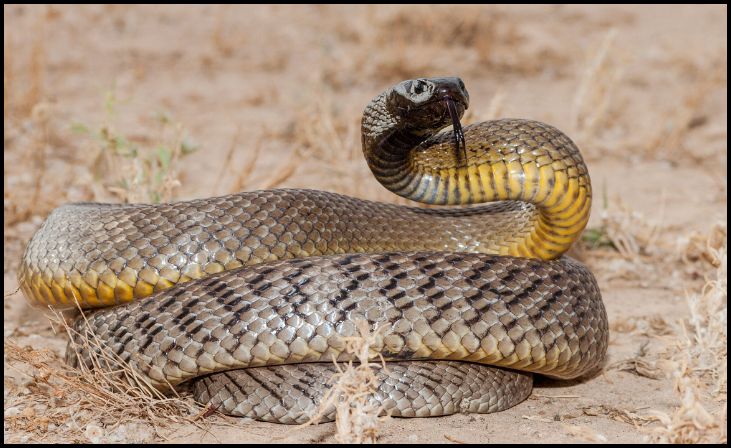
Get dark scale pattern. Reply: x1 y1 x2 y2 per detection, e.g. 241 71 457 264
67 253 607 392
194 362 533 424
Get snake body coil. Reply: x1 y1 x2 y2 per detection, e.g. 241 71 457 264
19 78 607 423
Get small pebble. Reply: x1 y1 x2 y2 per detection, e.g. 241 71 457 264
4 407 21 417
85 423 104 444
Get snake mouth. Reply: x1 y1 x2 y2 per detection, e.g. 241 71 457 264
412 94 468 163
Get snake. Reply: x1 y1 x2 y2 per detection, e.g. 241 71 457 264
18 77 607 424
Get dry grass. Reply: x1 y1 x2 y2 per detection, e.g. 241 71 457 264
584 216 727 443
646 229 727 443
649 374 727 444
304 320 387 444
576 195 677 291
677 245 727 395
678 221 727 272
582 404 659 428
4 307 207 443
607 344 668 380
585 197 663 262
596 224 727 443
578 196 726 296
6 304 390 443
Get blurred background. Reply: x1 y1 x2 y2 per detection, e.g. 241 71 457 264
4 4 727 443
4 5 726 204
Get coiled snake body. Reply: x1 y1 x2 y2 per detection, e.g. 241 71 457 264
19 78 607 424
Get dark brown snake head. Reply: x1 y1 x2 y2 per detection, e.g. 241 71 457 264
388 77 470 160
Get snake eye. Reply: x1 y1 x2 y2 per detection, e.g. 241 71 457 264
411 80 427 95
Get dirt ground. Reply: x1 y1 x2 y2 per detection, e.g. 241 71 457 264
4 4 727 444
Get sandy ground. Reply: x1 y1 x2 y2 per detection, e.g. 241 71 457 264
4 4 727 443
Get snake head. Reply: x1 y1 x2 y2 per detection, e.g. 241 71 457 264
388 77 470 158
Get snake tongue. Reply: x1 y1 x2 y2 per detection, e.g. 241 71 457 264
444 97 466 162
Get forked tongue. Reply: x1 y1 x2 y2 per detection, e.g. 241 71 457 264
444 97 466 161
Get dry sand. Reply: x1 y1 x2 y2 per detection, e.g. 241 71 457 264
4 4 727 443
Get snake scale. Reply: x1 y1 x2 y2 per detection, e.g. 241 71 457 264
18 77 607 424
